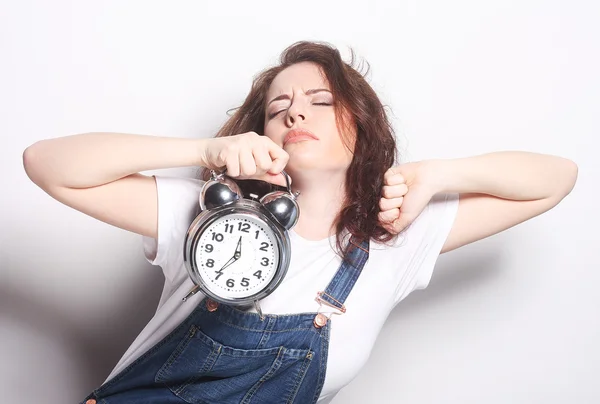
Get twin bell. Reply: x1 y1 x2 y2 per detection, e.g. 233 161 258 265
199 170 299 230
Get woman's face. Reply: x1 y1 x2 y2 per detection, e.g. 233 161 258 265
263 62 355 175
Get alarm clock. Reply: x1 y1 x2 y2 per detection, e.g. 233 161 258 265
182 169 299 310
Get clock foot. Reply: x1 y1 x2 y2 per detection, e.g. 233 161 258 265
254 300 265 321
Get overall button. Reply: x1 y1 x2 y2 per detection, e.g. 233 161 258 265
85 400 96 404
313 313 328 328
206 299 219 312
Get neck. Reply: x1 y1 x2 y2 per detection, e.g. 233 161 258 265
288 169 347 241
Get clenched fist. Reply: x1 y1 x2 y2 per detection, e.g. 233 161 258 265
201 132 289 186
378 161 437 233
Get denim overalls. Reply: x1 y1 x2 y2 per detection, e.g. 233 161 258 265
81 238 370 404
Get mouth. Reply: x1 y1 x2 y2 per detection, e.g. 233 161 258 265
283 129 319 147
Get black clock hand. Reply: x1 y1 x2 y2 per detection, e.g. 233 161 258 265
234 236 242 259
218 256 237 272
217 236 243 273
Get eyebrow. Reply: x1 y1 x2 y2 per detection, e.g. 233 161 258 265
267 88 332 107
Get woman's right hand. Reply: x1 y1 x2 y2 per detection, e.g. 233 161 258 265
201 132 290 187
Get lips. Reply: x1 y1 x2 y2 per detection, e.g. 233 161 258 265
283 129 318 146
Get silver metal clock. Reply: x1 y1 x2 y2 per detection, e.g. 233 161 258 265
182 169 299 313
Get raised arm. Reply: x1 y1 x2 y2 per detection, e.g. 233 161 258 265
23 133 207 238
22 131 288 239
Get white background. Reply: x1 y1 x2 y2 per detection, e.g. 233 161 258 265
1 0 598 403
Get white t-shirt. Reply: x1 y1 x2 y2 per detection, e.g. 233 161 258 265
102 175 459 403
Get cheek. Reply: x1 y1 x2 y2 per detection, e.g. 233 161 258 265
263 121 276 140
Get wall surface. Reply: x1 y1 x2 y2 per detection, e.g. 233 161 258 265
1 1 598 403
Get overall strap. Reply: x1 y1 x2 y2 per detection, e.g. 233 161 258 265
315 236 370 315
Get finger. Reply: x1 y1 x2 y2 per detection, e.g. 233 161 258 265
382 184 409 198
265 139 289 174
226 154 241 177
390 215 413 233
253 146 273 175
239 148 257 177
379 196 403 211
385 173 405 186
257 172 288 187
394 183 409 196
384 166 404 181
378 208 399 224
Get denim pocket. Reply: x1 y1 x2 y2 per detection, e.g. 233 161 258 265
155 324 314 404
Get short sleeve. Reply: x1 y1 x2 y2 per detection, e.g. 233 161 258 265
393 192 459 303
142 175 205 282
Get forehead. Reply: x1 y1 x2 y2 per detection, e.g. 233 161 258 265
267 62 330 98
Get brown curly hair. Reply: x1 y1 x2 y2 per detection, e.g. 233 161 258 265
201 40 399 255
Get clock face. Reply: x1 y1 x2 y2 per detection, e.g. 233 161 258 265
195 213 280 299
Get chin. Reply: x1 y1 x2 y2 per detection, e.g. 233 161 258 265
285 154 320 172
286 153 350 174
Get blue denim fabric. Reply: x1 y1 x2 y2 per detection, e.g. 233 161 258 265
81 239 369 404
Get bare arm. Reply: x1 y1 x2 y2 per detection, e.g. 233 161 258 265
23 132 205 188
23 133 208 239
23 131 288 239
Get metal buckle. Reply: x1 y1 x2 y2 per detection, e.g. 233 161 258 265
313 291 346 328
315 291 347 313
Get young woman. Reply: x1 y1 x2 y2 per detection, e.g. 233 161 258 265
23 41 578 404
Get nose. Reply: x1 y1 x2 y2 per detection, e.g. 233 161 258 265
285 113 305 127
285 100 306 127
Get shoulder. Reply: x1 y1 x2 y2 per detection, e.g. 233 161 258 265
154 175 205 200
368 192 459 299
142 175 205 274
153 175 205 221
154 175 206 231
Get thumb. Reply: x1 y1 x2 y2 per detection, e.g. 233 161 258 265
258 172 289 188
379 208 412 234
391 214 413 233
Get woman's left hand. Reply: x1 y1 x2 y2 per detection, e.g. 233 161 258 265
378 161 438 234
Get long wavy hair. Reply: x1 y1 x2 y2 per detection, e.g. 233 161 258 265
201 40 399 255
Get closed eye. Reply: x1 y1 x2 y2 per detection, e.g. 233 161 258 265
268 110 285 119
268 102 332 120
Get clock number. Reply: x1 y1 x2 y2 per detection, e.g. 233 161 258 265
224 224 234 234
253 270 263 279
241 277 250 287
212 233 224 242
259 242 269 252
261 257 269 266
255 230 260 239
215 271 223 280
206 259 214 268
226 279 235 288
238 222 250 233
205 244 213 253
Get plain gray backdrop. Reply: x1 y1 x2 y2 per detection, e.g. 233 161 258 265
2 0 598 403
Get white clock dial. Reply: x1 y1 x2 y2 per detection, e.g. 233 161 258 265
195 213 280 299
